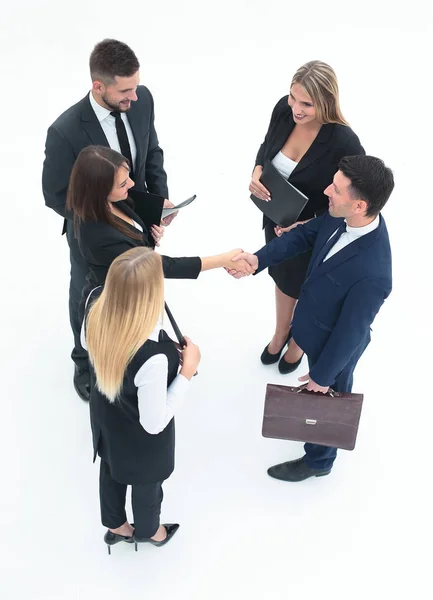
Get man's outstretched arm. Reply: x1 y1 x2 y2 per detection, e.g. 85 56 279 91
229 215 325 278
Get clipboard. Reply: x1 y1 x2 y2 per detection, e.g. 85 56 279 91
162 195 197 218
127 189 164 230
250 161 308 227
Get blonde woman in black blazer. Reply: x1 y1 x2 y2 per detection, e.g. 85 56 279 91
249 61 365 374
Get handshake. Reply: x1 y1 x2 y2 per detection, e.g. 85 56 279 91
222 249 258 279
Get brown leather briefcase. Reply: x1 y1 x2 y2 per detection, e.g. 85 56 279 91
262 385 364 451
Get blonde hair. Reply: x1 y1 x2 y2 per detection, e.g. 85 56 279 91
291 61 349 126
86 247 164 402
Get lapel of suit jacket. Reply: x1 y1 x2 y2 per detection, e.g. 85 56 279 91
80 95 110 146
120 200 152 246
268 110 295 161
308 238 360 283
121 200 145 228
307 216 384 284
290 123 334 179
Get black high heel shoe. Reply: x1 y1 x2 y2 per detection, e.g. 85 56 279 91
278 346 304 375
134 523 179 550
104 529 135 555
260 331 292 365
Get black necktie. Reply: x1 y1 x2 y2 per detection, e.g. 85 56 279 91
310 220 347 272
110 111 134 178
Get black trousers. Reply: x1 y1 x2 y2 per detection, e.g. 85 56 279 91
66 220 89 371
99 459 163 539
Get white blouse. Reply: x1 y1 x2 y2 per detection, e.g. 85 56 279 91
271 151 298 179
132 219 143 232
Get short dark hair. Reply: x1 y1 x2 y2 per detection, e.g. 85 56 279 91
89 39 140 83
66 146 141 240
338 155 394 217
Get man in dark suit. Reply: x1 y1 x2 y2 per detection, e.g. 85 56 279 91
42 39 172 401
232 155 394 481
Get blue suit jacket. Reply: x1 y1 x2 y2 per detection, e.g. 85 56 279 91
255 212 392 386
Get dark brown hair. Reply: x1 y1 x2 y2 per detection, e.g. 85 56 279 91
89 39 140 83
338 155 394 217
66 146 141 240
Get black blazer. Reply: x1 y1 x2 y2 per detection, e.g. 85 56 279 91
255 96 365 221
42 85 168 224
78 200 201 299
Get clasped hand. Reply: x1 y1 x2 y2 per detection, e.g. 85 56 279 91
220 249 256 277
224 252 258 279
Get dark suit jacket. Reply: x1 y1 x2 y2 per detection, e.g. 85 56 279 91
78 200 201 298
255 97 365 220
255 212 392 386
42 85 168 223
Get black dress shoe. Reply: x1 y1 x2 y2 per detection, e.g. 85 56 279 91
277 351 304 374
73 366 90 402
267 456 331 482
260 331 292 365
134 523 179 550
104 529 135 555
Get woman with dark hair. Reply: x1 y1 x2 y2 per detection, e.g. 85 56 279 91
66 145 250 303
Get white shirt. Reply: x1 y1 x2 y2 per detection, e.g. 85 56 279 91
88 92 137 169
132 220 143 232
134 322 191 435
272 151 298 179
324 215 380 261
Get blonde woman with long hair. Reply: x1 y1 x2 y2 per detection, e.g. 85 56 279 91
248 61 365 374
84 247 201 553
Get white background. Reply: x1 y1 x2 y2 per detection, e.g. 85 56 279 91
1 1 432 599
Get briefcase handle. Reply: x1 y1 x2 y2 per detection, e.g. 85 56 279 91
296 385 338 397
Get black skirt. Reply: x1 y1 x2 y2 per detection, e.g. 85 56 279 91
264 219 312 299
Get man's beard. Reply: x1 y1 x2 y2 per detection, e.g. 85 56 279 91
102 94 130 112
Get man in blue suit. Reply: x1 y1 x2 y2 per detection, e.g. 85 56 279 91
232 155 394 482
